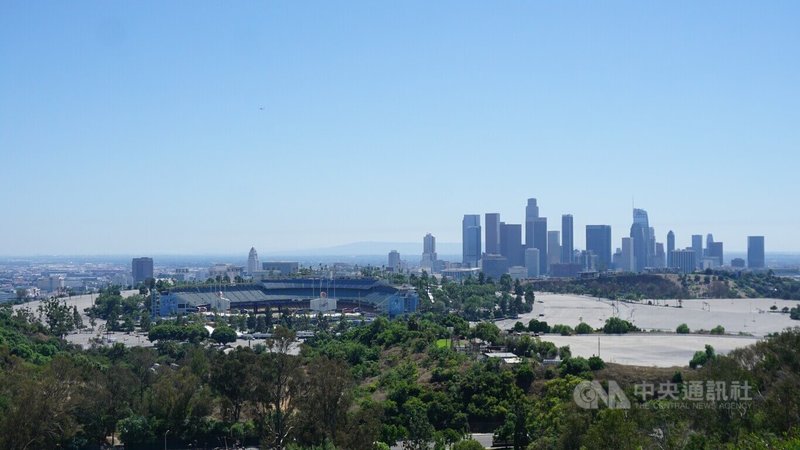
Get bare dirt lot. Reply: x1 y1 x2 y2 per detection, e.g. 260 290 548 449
495 293 799 367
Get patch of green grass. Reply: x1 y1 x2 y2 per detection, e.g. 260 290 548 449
435 338 451 348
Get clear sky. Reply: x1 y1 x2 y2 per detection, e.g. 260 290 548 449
1 1 798 255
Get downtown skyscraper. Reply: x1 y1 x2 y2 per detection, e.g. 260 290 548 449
533 218 548 274
748 236 765 268
561 214 574 263
485 213 501 255
586 225 612 271
525 198 539 249
462 215 482 268
667 230 675 268
630 208 651 272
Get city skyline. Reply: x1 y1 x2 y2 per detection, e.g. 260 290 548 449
2 2 799 255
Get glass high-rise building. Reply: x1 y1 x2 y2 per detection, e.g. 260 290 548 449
500 223 524 267
561 214 574 263
533 218 548 274
132 257 154 285
747 236 765 268
485 213 501 255
630 208 651 272
462 215 482 268
691 235 703 269
586 225 612 271
667 231 675 268
525 198 539 248
709 241 723 266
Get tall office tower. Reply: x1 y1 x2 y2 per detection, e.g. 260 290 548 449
586 225 612 271
247 247 260 274
620 237 635 272
548 231 561 268
654 242 666 268
525 198 539 248
706 234 715 256
485 213 501 255
388 250 401 270
612 248 623 269
533 218 548 273
481 254 509 280
709 242 723 266
667 231 675 267
421 233 437 269
648 227 657 267
747 236 765 268
525 248 540 278
561 214 574 263
462 215 482 268
500 223 524 267
630 208 651 272
691 235 703 269
132 257 154 285
671 249 697 274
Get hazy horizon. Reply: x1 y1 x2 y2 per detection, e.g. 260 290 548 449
2 2 798 254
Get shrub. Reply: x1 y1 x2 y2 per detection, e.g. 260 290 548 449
560 356 591 376
710 325 725 335
602 317 639 334
452 440 484 450
588 355 605 370
528 319 550 333
551 324 573 336
575 322 593 334
676 323 690 334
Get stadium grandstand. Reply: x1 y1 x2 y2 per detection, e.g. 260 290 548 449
156 278 418 318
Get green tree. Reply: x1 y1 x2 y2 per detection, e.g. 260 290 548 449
603 317 639 334
575 322 593 334
528 319 550 333
676 323 690 334
710 325 725 335
583 409 642 449
690 344 716 369
139 310 151 331
588 355 605 370
210 347 256 421
117 415 156 448
37 297 74 337
72 305 84 329
211 325 237 344
471 321 501 344
296 356 354 446
403 397 434 450
255 326 302 449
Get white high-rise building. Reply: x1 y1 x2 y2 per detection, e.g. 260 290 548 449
620 237 635 272
247 247 260 274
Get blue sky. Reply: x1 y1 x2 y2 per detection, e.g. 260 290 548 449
1 1 798 255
